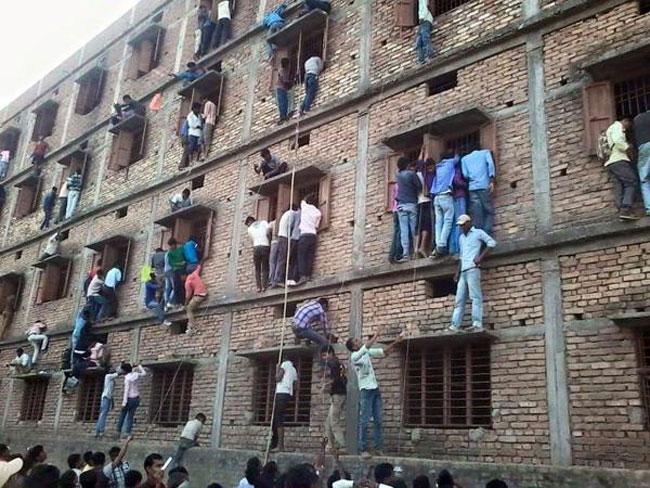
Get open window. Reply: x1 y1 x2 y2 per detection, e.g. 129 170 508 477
108 114 147 170
33 254 72 304
270 9 329 89
31 100 58 141
249 165 331 230
155 204 215 258
86 235 132 275
75 67 105 115
57 145 90 190
127 24 165 79
383 108 495 210
0 272 23 339
13 173 42 219
176 70 225 134
0 127 20 161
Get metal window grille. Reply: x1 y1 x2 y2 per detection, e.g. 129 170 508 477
253 356 312 426
405 342 491 428
637 329 650 428
20 377 49 421
429 0 471 16
614 73 650 119
446 131 480 155
77 372 104 422
149 366 194 426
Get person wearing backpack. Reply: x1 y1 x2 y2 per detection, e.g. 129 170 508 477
604 116 639 220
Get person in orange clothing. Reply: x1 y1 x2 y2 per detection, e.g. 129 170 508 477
184 264 207 332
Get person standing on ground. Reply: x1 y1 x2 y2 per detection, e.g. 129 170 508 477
293 298 332 346
65 168 83 219
103 437 133 488
270 359 298 452
185 264 207 332
449 214 496 333
299 54 323 116
415 0 435 64
395 157 422 262
245 216 271 292
95 368 122 438
461 143 496 232
117 363 147 439
40 186 57 230
172 413 206 467
345 332 404 459
634 109 650 216
321 345 347 454
297 194 321 285
202 97 217 160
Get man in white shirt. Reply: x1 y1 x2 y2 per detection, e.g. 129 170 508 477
212 0 232 48
39 232 60 261
270 205 299 288
297 194 321 285
605 117 639 220
95 368 123 438
8 347 31 374
201 97 218 160
299 55 323 116
271 359 298 451
172 413 206 468
117 363 146 439
245 216 271 292
186 102 204 164
170 188 193 212
415 0 434 64
346 332 403 459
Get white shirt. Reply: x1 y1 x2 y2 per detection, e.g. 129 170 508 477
105 268 122 289
304 56 323 76
101 372 119 399
248 220 270 247
0 150 9 162
187 111 203 137
299 201 321 235
217 1 231 19
44 234 59 255
238 478 255 488
87 275 104 297
351 345 384 390
181 418 203 440
278 210 295 239
12 353 31 367
418 0 433 22
275 360 298 396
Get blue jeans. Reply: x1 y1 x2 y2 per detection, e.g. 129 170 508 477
358 388 383 452
434 193 454 251
638 142 650 212
397 203 418 258
266 22 284 59
276 88 289 119
301 73 319 113
414 20 434 63
95 396 112 435
451 268 483 327
147 300 165 324
449 197 466 255
468 189 494 235
88 295 107 320
117 397 140 436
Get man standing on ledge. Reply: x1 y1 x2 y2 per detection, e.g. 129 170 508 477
346 332 404 459
449 214 496 333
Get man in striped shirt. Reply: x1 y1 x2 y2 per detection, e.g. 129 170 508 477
292 298 332 346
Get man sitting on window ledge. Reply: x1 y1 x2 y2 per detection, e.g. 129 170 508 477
254 148 288 179
111 95 145 125
170 188 193 212
169 62 206 86
292 298 335 346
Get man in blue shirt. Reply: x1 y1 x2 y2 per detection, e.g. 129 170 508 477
450 214 496 332
99 264 122 321
430 155 459 257
40 186 57 230
169 62 206 86
395 157 422 263
264 4 287 60
183 236 201 274
144 273 171 326
461 146 496 234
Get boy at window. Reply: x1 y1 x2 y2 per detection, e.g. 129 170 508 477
461 143 496 233
298 54 323 117
635 109 650 217
39 232 60 261
25 320 48 365
297 193 321 285
169 62 206 86
395 157 422 263
65 168 83 219
245 216 271 292
271 359 298 452
254 148 288 179
186 102 204 165
415 0 435 64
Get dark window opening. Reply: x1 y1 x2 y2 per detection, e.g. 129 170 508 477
152 11 164 22
36 259 72 304
75 69 105 116
14 177 42 219
427 71 458 96
108 126 146 170
21 377 48 421
614 73 650 119
32 102 58 141
637 329 650 428
405 342 491 428
425 277 456 298
428 0 472 16
128 26 165 79
445 130 480 155
59 230 69 241
149 365 194 426
116 207 128 219
170 320 189 335
192 175 205 190
274 302 298 319
254 356 312 425
77 371 104 422
640 0 650 14
15 251 22 260
0 129 20 160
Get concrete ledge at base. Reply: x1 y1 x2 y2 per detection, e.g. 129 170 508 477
2 432 650 488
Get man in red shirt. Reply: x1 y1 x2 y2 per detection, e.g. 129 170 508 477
31 136 49 165
185 264 207 332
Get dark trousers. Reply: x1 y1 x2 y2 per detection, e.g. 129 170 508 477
305 0 332 13
301 74 319 113
273 237 298 285
172 270 185 305
276 88 289 120
608 160 638 210
270 393 291 449
254 245 271 290
212 18 231 49
55 197 67 223
298 233 317 280
389 212 403 262
98 287 117 320
199 22 215 56
468 189 495 235
40 208 53 230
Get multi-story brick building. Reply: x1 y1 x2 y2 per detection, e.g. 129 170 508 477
1 0 650 485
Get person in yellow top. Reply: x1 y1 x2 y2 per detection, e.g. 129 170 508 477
605 117 639 220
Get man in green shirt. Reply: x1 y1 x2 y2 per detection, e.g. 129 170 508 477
166 238 186 308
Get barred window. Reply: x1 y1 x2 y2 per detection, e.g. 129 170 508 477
614 73 650 119
405 342 491 428
77 372 104 422
149 366 194 426
429 0 471 16
446 130 480 155
637 329 650 428
253 357 312 426
21 377 49 421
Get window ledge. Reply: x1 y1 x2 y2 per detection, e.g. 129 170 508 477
154 203 215 228
57 146 89 167
248 165 326 197
400 330 497 348
127 23 164 46
178 70 224 98
85 234 130 253
32 253 69 269
581 42 650 81
108 114 146 135
267 9 329 47
610 311 650 329
141 358 198 368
